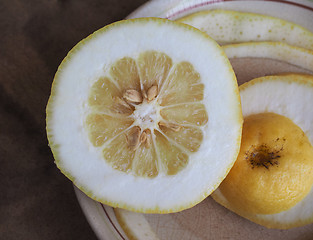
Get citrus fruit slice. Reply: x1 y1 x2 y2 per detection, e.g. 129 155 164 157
177 10 313 50
212 74 313 229
223 41 313 71
114 208 158 240
222 41 313 85
46 18 242 213
113 56 313 238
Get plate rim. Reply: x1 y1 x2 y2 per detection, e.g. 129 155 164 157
74 0 313 239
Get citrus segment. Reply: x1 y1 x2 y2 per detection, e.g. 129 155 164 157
88 77 121 113
85 113 133 147
132 131 158 178
159 62 204 106
154 130 188 175
46 18 242 213
159 125 203 152
137 51 173 91
110 57 140 90
102 127 137 172
160 103 208 126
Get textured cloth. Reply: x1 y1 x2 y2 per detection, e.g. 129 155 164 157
0 1 148 239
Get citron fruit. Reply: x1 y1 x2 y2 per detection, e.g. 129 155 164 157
46 18 242 213
212 74 313 229
223 41 313 72
177 9 313 50
113 47 313 237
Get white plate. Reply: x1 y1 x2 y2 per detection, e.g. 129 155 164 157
74 1 313 239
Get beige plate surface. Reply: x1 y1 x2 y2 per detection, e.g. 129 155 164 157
74 0 313 239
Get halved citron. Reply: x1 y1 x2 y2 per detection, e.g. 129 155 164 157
177 9 313 50
212 74 313 229
46 18 242 213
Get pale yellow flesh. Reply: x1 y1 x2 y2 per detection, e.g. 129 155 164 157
86 51 208 178
47 17 243 214
108 10 313 234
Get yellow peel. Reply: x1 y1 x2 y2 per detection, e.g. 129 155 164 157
177 9 313 50
46 17 242 213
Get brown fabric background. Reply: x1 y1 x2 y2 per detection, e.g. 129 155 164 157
0 0 148 239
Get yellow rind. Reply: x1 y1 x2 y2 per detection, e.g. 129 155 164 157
46 17 242 213
114 208 158 240
212 73 313 229
177 9 313 50
211 188 313 229
239 73 313 92
115 210 138 240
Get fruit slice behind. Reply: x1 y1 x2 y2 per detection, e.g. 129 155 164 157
212 74 313 229
223 42 313 72
222 42 313 85
219 112 313 215
114 208 158 240
177 9 313 50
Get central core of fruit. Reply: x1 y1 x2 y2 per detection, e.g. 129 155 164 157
85 50 208 178
248 143 282 169
133 100 158 129
219 112 313 215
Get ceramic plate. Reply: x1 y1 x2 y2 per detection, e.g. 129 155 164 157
74 1 313 239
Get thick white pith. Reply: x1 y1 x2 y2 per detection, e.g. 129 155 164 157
132 99 160 130
47 19 242 212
